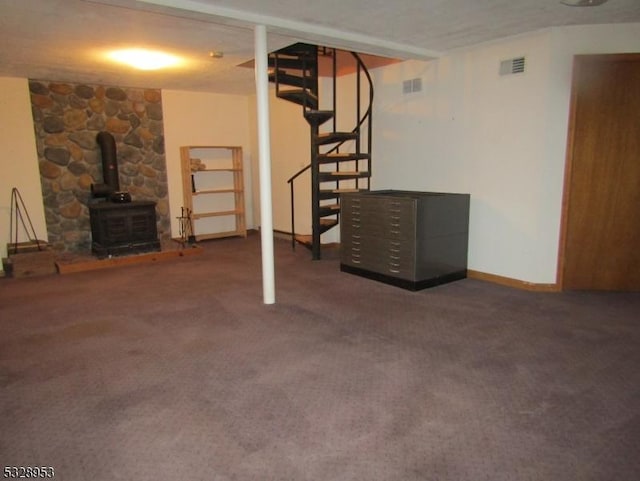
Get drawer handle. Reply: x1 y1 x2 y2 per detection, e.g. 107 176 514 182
352 259 361 264
390 230 400 234
352 240 361 245
351 247 361 252
352 235 361 239
389 269 400 273
390 223 400 227
389 262 400 267
389 255 400 260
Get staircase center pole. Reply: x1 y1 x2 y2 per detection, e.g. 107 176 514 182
254 24 276 305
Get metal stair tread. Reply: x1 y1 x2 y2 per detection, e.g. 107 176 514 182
269 70 311 89
315 131 358 145
276 43 318 57
318 171 370 181
277 89 318 109
294 234 337 248
317 152 370 162
267 56 316 71
319 203 340 216
304 110 334 126
319 218 338 233
319 188 366 199
320 170 369 175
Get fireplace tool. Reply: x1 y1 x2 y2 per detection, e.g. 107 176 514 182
177 207 196 246
8 187 43 254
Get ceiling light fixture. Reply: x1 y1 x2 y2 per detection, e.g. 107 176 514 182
107 48 183 70
560 0 609 6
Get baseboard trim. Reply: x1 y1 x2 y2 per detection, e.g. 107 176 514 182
467 270 560 292
267 234 561 292
273 229 292 241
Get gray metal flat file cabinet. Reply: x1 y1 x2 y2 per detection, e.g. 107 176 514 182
340 190 470 290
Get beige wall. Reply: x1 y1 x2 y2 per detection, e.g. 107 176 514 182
0 77 46 271
370 30 556 283
162 89 254 238
369 23 640 284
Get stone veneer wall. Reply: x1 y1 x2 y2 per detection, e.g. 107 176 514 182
29 80 170 253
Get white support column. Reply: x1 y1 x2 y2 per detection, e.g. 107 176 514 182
254 24 276 304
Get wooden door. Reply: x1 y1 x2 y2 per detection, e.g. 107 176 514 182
560 54 640 291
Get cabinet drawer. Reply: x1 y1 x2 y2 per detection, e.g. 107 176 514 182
345 196 414 216
342 198 416 240
341 235 416 280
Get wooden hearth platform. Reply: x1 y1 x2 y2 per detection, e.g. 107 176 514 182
56 239 202 275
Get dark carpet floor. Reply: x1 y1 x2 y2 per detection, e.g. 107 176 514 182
1 234 639 481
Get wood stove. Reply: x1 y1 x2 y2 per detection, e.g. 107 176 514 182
88 131 160 258
89 201 160 258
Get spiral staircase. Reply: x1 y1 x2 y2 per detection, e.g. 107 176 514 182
269 43 374 260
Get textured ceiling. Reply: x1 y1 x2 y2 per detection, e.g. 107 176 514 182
0 0 639 94
194 0 640 51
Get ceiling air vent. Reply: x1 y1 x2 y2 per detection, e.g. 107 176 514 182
499 57 525 76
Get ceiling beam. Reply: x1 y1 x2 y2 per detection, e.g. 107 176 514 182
88 0 441 60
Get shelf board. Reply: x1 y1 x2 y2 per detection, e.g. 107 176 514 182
195 230 247 241
193 189 240 195
192 168 242 172
187 146 240 150
192 209 243 219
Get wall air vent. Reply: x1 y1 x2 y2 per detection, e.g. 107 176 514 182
499 57 526 76
402 77 423 94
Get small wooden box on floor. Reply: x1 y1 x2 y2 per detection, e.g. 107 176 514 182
3 241 57 278
340 190 470 290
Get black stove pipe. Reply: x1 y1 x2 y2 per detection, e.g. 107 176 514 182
92 131 120 198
